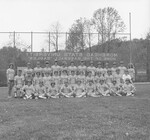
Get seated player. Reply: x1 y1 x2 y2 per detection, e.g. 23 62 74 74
105 69 113 86
68 70 77 90
108 79 120 96
14 70 24 98
59 81 74 98
47 81 59 98
68 61 77 75
122 78 136 96
86 80 96 97
22 81 35 99
96 78 110 96
34 81 47 99
60 61 68 75
33 72 43 88
43 71 51 93
74 79 86 98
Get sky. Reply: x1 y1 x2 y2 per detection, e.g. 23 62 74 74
0 0 149 51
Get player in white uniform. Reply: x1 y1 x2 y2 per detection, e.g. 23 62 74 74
128 63 135 82
111 62 117 76
86 80 96 97
122 78 136 96
22 81 35 99
114 68 122 84
24 62 33 77
14 70 24 98
87 61 96 76
33 72 43 88
122 69 132 83
118 61 127 77
60 81 74 98
47 81 59 98
96 62 103 78
34 81 47 99
43 61 51 76
6 63 15 98
52 71 61 89
76 71 86 86
68 70 77 90
86 71 95 85
60 70 69 85
105 69 113 86
96 78 110 96
77 60 87 76
34 61 43 77
68 61 77 75
109 79 120 96
60 61 68 75
103 62 109 77
43 71 51 93
51 60 60 76
74 79 86 98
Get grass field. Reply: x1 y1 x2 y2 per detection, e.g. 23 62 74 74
0 84 150 140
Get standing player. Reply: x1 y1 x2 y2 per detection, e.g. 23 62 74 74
77 60 87 76
103 62 109 77
122 69 132 83
96 62 103 77
60 61 68 75
14 69 24 98
43 71 51 93
34 61 43 76
111 62 117 76
68 61 77 75
114 68 122 85
128 63 135 82
51 60 60 76
6 63 15 98
105 69 113 86
43 61 51 76
77 71 86 86
87 61 96 76
118 61 127 77
24 62 33 77
68 70 77 90
52 71 61 89
33 72 43 88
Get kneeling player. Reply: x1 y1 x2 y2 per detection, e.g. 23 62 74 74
96 78 110 96
122 78 136 96
59 81 73 98
74 79 86 98
22 81 35 99
86 80 96 97
47 82 59 98
35 81 47 99
14 70 24 98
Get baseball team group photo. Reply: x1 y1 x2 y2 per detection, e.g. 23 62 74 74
0 0 150 139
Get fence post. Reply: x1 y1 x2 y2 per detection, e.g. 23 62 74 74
31 32 33 52
49 32 50 52
13 31 15 47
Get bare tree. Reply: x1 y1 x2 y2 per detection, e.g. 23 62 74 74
93 7 125 45
48 21 62 52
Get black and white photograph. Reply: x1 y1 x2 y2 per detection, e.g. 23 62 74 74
0 0 150 139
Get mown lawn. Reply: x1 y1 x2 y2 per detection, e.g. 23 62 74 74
0 84 150 140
